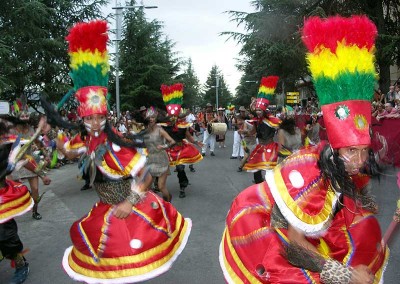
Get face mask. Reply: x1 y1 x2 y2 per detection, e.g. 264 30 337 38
84 119 106 137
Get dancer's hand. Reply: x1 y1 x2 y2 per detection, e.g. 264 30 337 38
196 141 204 147
113 200 133 219
350 265 374 284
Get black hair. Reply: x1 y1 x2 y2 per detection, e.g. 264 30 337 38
40 95 144 148
318 144 356 199
0 143 12 181
0 119 13 180
279 117 297 135
318 144 381 199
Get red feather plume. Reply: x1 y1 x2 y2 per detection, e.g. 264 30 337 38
302 15 377 53
66 20 108 53
260 76 279 89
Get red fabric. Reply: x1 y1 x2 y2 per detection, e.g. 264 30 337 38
322 100 371 149
0 180 32 223
166 140 202 166
75 86 108 117
371 117 400 167
166 104 181 116
67 192 189 276
221 147 386 283
243 143 279 171
255 98 269 111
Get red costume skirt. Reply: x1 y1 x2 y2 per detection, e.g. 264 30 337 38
166 140 203 166
0 180 33 224
219 182 388 283
63 192 191 283
243 143 279 172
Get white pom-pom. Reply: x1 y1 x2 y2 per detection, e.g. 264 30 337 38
288 170 304 188
130 239 143 249
112 143 121 152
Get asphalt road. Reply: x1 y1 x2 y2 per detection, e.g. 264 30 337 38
1 130 400 283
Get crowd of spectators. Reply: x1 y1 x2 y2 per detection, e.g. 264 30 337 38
372 83 400 120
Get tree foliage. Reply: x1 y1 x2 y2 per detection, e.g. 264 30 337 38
226 0 400 106
202 65 233 109
117 2 180 111
175 58 202 109
0 0 107 109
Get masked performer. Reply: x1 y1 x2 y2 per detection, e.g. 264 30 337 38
1 113 47 284
41 20 191 283
160 83 203 198
9 98 51 220
220 15 386 284
242 76 281 184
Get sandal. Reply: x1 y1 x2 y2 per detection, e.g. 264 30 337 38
32 212 42 220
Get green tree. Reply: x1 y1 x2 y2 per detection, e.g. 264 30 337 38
0 0 107 108
117 2 180 111
202 65 233 109
175 58 202 109
226 0 400 99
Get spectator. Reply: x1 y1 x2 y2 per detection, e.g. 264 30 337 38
372 103 385 118
377 102 399 120
395 99 400 111
117 120 127 134
385 85 396 106
395 85 400 100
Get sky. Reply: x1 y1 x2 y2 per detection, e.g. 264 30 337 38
104 0 255 94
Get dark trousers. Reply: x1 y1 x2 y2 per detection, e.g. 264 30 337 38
0 219 23 259
254 171 264 184
176 165 188 188
83 170 90 186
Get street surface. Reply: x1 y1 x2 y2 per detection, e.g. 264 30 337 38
1 130 400 283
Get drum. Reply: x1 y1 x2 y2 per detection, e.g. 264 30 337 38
207 123 227 136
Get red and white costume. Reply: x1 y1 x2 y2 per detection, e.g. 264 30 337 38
62 132 192 283
220 144 388 283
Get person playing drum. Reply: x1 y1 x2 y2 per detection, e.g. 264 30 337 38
201 103 218 156
216 107 228 148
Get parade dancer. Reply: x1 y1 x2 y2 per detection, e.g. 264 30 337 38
242 76 281 183
0 114 47 284
276 116 302 163
220 15 386 284
9 98 51 220
142 107 175 202
42 20 191 283
160 83 203 198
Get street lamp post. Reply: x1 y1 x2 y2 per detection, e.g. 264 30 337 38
215 76 219 110
113 0 157 118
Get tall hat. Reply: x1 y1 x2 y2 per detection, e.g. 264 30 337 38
302 15 377 149
11 95 30 121
161 83 183 116
255 76 279 111
63 20 110 118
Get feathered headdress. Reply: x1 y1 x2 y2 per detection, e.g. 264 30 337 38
302 15 377 148
161 83 184 116
145 106 158 119
11 95 30 120
255 76 279 111
58 20 110 117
